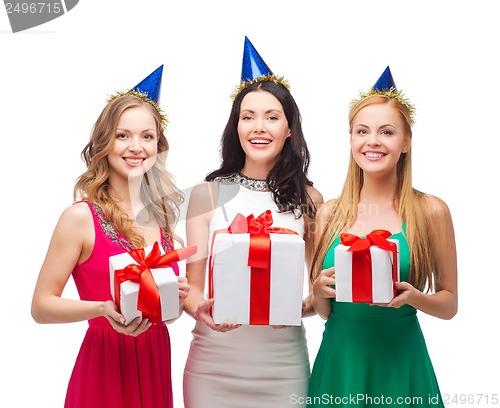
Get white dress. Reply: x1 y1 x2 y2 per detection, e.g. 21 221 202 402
183 174 310 408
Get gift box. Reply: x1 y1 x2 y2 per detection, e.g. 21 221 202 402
209 211 305 326
110 242 196 324
334 230 399 303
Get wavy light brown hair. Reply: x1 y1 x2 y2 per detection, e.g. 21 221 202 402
74 95 184 248
310 94 437 292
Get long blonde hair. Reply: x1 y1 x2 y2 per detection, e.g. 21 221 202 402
310 94 437 291
74 95 184 248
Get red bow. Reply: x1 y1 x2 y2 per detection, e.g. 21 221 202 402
114 242 196 323
209 211 298 324
341 229 397 253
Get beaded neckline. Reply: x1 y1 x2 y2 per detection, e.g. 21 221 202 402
89 201 171 252
216 171 270 192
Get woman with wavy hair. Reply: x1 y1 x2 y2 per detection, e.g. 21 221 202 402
31 67 188 408
183 37 323 408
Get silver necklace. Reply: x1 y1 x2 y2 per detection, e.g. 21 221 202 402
217 171 270 192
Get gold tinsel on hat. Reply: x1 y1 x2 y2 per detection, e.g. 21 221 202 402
230 74 290 100
106 90 169 131
351 87 416 125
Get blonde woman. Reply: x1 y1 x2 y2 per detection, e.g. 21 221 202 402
308 67 457 408
31 67 188 408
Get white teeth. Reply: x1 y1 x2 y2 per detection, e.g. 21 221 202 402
125 158 144 164
250 139 270 144
365 152 384 158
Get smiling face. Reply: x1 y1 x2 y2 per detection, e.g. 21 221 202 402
350 102 410 178
237 90 291 174
107 106 159 183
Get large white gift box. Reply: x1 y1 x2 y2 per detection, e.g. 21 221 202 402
210 232 305 326
109 243 179 325
335 238 399 303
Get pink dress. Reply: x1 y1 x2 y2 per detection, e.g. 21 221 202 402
64 201 178 408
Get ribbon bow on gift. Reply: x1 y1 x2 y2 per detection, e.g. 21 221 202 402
209 210 298 325
114 242 197 323
340 229 399 303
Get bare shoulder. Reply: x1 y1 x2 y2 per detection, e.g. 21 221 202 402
189 181 219 203
187 181 219 223
49 201 94 251
59 201 93 227
422 194 453 223
306 185 325 210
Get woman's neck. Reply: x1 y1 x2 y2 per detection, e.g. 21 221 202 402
109 179 144 219
359 173 398 204
350 174 401 235
240 161 273 180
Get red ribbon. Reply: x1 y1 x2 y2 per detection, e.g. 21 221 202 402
209 211 298 325
340 229 398 302
114 242 197 323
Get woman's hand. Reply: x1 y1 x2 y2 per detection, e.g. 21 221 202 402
193 298 241 333
312 267 336 299
368 282 418 308
164 276 191 324
388 281 418 308
178 276 190 311
311 267 336 319
103 300 152 337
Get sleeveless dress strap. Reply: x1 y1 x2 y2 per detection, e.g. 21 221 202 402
78 200 178 270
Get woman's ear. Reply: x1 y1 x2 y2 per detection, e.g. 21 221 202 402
402 136 411 153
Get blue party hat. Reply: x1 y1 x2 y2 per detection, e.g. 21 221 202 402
352 65 415 124
231 36 290 99
107 65 167 129
131 65 163 104
373 66 397 92
241 36 273 82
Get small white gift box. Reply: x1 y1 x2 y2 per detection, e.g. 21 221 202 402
109 243 180 324
335 234 399 303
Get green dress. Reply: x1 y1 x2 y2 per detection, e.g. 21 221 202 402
307 229 444 407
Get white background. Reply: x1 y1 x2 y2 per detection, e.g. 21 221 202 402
1 1 499 407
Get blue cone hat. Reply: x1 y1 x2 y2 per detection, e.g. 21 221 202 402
353 65 415 125
373 66 397 92
107 65 167 130
241 36 273 82
131 64 164 104
231 37 290 99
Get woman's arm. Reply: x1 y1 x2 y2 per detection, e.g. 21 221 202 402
302 185 324 317
183 182 239 332
31 202 151 336
310 200 337 319
182 182 214 318
389 195 458 319
31 203 109 323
